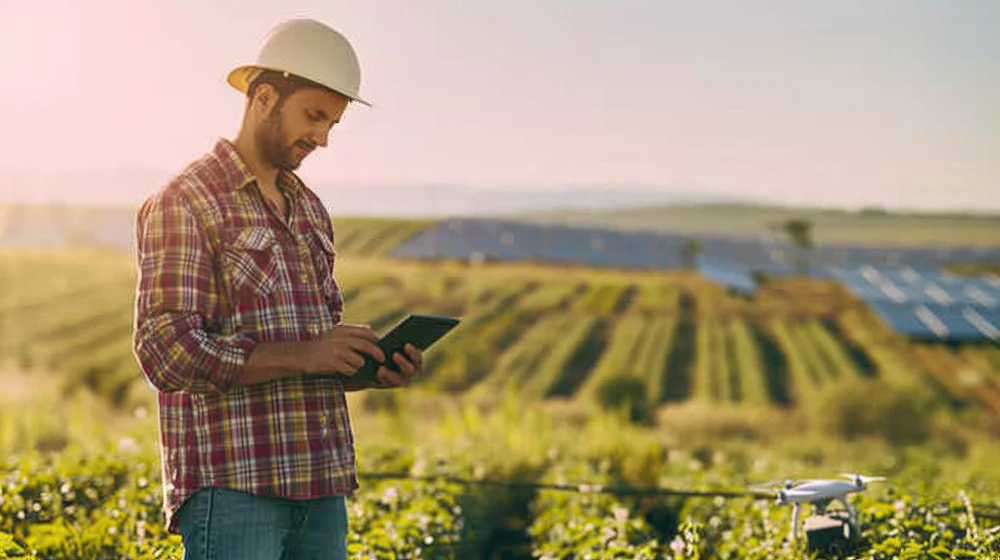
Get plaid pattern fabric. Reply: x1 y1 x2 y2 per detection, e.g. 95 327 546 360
132 138 356 535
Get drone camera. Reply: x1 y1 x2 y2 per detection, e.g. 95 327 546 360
775 489 788 505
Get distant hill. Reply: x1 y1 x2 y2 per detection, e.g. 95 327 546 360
514 203 1000 248
2 200 999 253
0 167 732 217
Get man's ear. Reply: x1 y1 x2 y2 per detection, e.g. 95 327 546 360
252 83 277 114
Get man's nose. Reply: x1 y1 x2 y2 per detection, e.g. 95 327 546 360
313 128 330 148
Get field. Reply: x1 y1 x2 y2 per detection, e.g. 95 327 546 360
2 212 1000 558
3 249 998 418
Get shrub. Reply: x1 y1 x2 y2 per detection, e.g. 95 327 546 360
594 374 653 426
812 379 935 446
0 532 26 558
360 388 402 416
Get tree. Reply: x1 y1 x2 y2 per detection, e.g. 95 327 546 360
682 238 701 269
782 219 813 276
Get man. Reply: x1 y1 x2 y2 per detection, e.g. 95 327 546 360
131 18 419 559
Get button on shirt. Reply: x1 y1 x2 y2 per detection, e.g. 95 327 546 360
132 138 355 535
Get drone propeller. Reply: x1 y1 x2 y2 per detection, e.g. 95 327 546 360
840 473 887 487
746 478 799 492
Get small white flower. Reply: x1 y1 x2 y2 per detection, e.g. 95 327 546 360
383 487 398 502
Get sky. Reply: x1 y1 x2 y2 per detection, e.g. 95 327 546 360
0 0 997 211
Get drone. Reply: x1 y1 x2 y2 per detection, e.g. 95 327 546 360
750 473 887 540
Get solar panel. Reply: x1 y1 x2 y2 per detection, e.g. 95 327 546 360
962 307 1000 341
914 305 951 338
922 283 953 305
698 258 756 294
900 266 923 284
864 300 1000 342
868 301 936 338
964 285 998 308
913 303 998 341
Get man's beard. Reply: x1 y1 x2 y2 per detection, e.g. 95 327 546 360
257 106 299 171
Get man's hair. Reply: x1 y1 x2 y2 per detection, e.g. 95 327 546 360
246 69 336 110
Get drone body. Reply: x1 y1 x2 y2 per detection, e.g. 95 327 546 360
768 474 886 540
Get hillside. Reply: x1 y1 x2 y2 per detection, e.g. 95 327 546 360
518 203 1000 247
3 246 1000 558
2 249 997 419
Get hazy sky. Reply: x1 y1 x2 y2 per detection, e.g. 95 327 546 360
1 0 997 210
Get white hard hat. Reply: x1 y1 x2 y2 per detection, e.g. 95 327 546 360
227 18 371 107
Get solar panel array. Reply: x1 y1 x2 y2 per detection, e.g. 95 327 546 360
390 218 1000 270
390 218 850 275
390 219 692 269
831 265 1000 342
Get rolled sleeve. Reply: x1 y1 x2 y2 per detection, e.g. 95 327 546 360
132 189 256 394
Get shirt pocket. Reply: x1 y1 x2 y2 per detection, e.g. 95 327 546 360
308 228 341 310
220 226 280 301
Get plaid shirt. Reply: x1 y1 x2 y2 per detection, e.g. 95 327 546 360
132 138 357 535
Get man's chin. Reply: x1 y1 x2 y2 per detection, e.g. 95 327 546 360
277 159 302 171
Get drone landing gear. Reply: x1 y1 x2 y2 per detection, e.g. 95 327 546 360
789 499 861 557
804 515 853 557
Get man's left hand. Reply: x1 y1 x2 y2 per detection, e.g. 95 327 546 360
375 343 422 388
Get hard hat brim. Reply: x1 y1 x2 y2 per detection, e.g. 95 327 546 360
226 64 372 108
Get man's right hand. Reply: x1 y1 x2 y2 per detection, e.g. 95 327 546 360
240 324 387 387
305 323 386 376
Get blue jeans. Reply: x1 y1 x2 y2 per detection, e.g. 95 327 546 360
177 487 349 560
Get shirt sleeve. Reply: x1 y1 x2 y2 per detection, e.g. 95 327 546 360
132 188 257 394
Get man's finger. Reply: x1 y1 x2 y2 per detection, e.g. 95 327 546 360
331 357 355 376
340 351 365 373
328 323 378 340
392 352 415 375
345 326 379 341
363 341 386 363
405 344 423 367
376 367 407 387
339 338 384 363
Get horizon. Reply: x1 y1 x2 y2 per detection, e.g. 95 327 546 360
1 0 998 213
4 190 1000 220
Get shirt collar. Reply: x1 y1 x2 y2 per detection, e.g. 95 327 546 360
212 138 304 197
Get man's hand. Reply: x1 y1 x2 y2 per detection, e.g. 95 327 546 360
239 323 386 387
373 343 423 388
305 324 386 376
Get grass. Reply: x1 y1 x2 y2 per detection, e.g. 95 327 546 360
2 375 1000 558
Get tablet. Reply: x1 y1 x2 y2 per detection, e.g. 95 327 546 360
316 314 461 385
